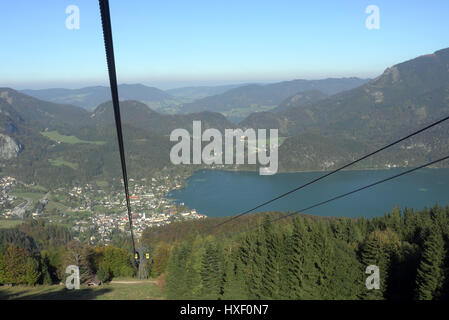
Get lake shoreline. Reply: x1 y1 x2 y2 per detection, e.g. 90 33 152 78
168 167 449 219
181 164 446 181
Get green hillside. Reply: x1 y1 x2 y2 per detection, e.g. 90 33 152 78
41 131 106 145
242 47 449 172
180 78 369 121
21 84 181 112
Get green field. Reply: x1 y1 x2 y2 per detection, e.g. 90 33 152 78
10 192 45 201
49 158 79 169
13 185 47 192
45 200 69 211
222 104 277 119
29 185 47 192
0 280 164 300
44 200 70 215
95 180 109 188
41 130 106 145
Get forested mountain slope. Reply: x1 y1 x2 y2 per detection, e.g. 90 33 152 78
241 48 449 171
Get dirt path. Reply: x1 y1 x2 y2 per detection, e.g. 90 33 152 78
110 280 157 285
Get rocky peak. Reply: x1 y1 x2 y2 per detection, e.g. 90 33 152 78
0 133 23 160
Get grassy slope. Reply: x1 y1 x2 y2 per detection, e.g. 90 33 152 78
0 280 164 300
49 158 79 169
41 131 106 145
10 192 45 201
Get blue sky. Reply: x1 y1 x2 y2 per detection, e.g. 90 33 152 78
1 0 448 89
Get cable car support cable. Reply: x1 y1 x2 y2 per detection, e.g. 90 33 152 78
99 0 136 256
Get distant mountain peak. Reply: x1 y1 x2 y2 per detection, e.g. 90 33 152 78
20 84 178 111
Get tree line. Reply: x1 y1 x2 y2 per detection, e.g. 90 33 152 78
0 220 136 286
2 205 448 300
160 205 449 300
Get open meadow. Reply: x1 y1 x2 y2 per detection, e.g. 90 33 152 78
0 280 164 300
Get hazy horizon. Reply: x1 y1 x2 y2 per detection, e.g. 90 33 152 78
8 76 374 91
2 0 448 90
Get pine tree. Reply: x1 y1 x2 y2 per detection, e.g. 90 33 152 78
327 240 364 299
40 254 53 285
222 249 249 299
386 241 420 300
2 244 41 285
152 242 171 276
261 215 280 299
24 257 41 286
387 206 402 233
0 252 6 285
287 217 309 299
278 232 293 299
415 228 445 300
360 229 400 300
200 241 222 299
299 220 325 299
97 262 112 282
331 218 346 241
166 241 193 299
165 245 182 299
238 232 264 299
309 221 334 299
186 235 205 299
403 207 418 242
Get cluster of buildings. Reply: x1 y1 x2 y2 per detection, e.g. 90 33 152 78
76 207 204 244
51 175 206 242
1 173 207 243
0 176 18 218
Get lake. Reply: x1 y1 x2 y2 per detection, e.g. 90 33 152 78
168 168 449 218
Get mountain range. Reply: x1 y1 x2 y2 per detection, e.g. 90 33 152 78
1 47 449 186
21 78 370 122
166 84 248 101
179 77 369 122
243 48 449 171
21 84 179 112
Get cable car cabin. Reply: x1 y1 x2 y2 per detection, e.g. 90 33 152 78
134 252 139 261
145 253 150 260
